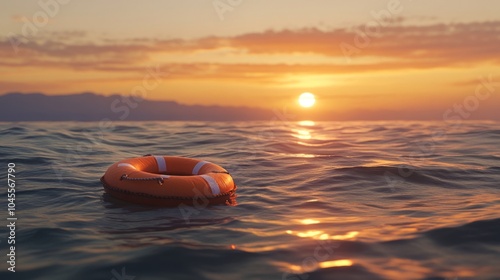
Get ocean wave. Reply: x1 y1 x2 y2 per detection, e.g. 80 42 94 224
1 121 499 279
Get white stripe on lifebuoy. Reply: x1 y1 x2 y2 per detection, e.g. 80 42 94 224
192 161 209 175
200 175 221 195
154 156 167 173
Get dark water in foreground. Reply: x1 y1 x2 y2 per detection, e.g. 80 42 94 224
1 121 500 280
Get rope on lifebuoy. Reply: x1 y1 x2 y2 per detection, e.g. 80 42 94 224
120 174 165 185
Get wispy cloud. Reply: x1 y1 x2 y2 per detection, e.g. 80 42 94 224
1 20 499 83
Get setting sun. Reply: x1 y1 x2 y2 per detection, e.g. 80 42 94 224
298 92 316 108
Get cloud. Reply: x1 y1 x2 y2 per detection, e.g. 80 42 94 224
1 20 499 81
226 21 500 64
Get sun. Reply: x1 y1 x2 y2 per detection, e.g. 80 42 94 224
298 92 316 108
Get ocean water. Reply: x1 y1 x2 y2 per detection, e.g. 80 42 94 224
1 121 500 280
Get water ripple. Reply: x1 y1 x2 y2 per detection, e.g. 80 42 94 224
0 121 499 280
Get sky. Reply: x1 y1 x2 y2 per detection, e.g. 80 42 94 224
1 0 499 120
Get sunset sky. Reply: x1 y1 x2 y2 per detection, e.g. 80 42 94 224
1 0 499 120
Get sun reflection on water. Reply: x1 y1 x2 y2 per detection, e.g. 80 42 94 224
319 259 353 268
279 217 358 274
291 120 315 140
292 129 312 140
286 230 360 240
298 120 316 126
300 219 320 225
286 217 361 241
275 259 353 274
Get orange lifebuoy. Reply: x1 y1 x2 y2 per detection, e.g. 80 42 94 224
101 155 237 206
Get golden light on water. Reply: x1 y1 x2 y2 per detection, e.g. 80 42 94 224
292 128 312 140
297 230 324 238
298 120 315 126
300 219 320 225
292 121 315 141
286 229 359 241
319 259 354 268
331 231 359 240
275 259 353 274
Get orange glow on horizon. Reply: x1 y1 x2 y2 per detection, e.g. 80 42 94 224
1 4 499 120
